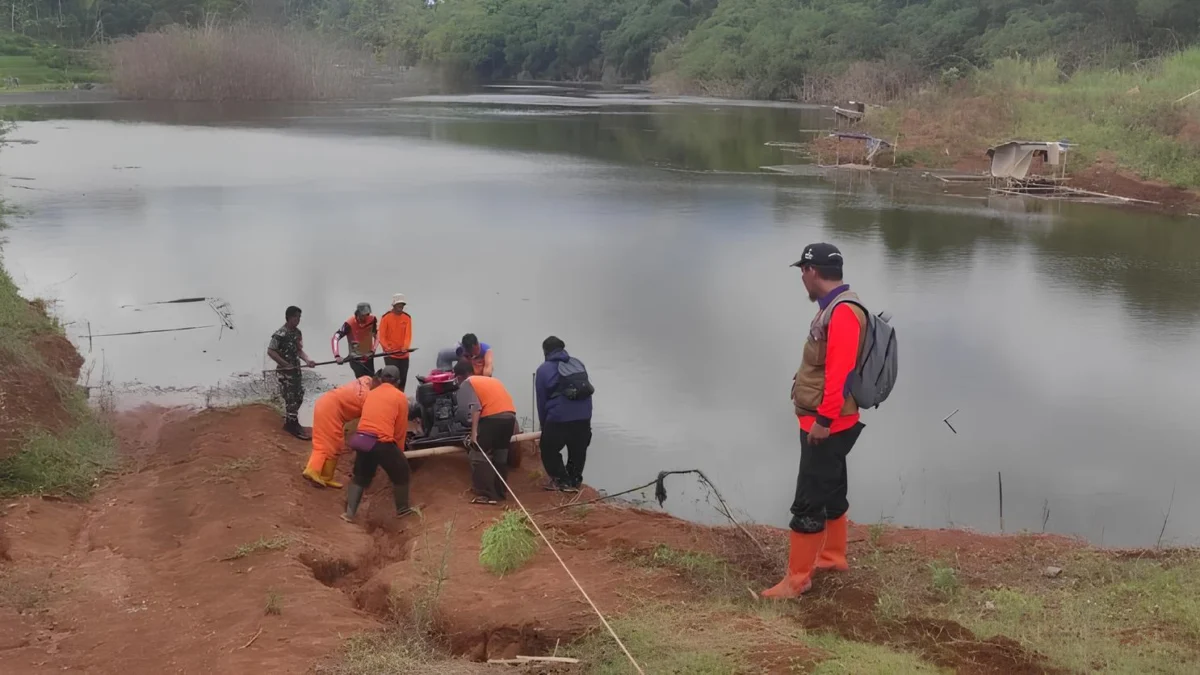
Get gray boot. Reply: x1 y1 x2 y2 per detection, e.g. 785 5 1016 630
393 481 413 516
343 483 364 522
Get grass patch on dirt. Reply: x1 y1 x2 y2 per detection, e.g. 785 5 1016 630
204 454 263 483
0 568 50 612
836 529 1200 674
947 550 1200 674
479 510 538 576
320 629 485 675
226 534 292 560
619 542 764 601
567 600 801 674
807 633 951 674
0 410 117 498
264 589 283 616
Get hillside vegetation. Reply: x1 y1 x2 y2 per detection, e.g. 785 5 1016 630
862 50 1200 189
5 0 1200 97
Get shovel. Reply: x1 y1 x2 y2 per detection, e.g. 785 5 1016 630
266 347 418 372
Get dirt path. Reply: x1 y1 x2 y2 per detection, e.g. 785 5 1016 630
0 405 712 672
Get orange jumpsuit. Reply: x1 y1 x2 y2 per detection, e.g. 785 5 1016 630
302 376 373 487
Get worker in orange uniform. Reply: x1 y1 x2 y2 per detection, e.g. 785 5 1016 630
332 302 378 378
302 374 377 489
762 243 867 599
343 365 415 522
377 293 413 391
453 361 516 505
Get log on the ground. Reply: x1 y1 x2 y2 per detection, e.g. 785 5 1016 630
405 431 540 458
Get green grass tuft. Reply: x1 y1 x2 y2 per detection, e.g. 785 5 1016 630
0 412 117 498
479 511 538 576
808 633 951 674
928 560 960 599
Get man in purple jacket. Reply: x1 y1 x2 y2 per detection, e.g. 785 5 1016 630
535 336 594 492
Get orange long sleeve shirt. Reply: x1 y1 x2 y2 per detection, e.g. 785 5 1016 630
378 311 412 357
357 382 408 445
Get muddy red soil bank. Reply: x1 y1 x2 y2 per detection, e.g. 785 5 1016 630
0 404 1077 674
0 300 83 461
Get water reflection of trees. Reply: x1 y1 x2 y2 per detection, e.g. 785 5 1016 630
1025 206 1200 324
428 105 823 172
823 191 1200 326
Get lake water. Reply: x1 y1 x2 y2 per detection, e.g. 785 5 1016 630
3 91 1199 547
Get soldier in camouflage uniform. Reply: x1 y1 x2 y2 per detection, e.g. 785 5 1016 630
267 305 316 439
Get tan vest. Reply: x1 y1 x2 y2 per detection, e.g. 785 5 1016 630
791 289 867 418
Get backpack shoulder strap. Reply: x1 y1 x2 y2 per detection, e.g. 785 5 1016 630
828 297 871 360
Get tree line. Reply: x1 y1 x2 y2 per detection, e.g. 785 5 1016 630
7 0 1200 97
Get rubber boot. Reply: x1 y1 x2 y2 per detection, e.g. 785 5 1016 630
284 420 312 441
302 452 327 487
301 465 327 487
760 531 824 599
320 458 343 489
392 480 412 517
342 483 364 522
816 514 850 572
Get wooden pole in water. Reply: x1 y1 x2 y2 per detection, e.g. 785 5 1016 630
998 471 1005 533
405 431 541 459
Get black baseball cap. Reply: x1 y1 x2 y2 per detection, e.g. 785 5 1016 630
791 243 844 269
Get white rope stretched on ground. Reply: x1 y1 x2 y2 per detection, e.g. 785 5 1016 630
468 438 646 675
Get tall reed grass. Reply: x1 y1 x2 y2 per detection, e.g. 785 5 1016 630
106 24 362 101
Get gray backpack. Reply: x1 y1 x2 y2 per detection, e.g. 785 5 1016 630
832 299 898 409
553 357 594 401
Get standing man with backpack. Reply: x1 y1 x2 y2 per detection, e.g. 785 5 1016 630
762 242 897 599
535 336 594 492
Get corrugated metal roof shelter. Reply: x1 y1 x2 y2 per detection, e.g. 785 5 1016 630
987 140 1072 180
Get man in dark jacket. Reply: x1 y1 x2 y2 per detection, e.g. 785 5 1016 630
535 336 593 492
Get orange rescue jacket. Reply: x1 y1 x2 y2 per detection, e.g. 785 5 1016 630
357 382 409 445
466 376 516 417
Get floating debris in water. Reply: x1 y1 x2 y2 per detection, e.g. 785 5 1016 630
119 296 235 330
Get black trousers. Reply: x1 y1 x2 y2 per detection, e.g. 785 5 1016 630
352 442 411 507
276 370 304 422
789 422 865 534
540 419 591 487
383 357 410 391
470 415 514 500
349 357 376 379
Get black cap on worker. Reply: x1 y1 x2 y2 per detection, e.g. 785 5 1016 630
791 243 844 270
379 365 401 383
453 360 473 378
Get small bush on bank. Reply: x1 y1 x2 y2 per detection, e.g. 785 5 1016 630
105 24 361 101
479 511 538 576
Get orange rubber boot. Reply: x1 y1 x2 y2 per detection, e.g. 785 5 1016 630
302 452 328 487
760 530 824 599
816 514 850 572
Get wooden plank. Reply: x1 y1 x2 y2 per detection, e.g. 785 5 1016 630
405 432 541 459
488 656 582 665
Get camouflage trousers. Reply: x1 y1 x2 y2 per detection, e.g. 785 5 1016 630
276 370 304 422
